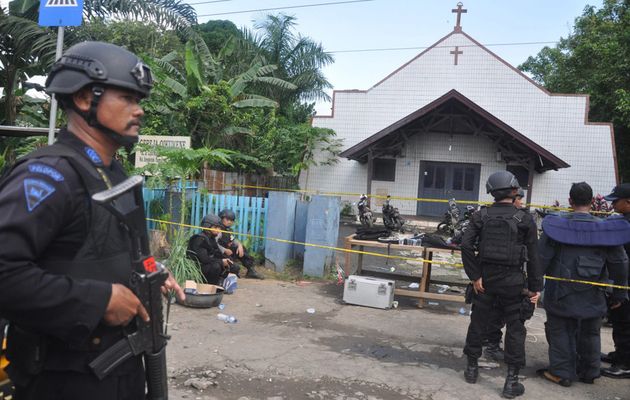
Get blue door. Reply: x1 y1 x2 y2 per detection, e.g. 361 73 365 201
417 162 481 217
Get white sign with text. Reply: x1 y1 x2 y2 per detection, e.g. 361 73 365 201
135 135 191 168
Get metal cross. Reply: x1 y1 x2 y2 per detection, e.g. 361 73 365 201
450 46 463 65
452 2 467 32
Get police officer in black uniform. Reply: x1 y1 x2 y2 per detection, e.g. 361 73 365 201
0 41 184 399
188 213 240 285
537 182 629 386
461 171 542 399
602 183 630 379
217 209 264 279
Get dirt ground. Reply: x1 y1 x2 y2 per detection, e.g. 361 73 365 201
166 277 626 400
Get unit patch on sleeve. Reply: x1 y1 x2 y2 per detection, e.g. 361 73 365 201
23 178 56 212
28 163 64 182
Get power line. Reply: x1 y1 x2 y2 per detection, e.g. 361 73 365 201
196 0 375 17
326 41 559 54
188 0 233 5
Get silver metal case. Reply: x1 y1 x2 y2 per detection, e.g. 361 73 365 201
343 275 395 309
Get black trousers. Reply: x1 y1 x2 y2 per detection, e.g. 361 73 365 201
609 300 630 365
201 260 240 285
544 312 602 381
14 365 145 400
464 291 525 367
228 243 255 270
483 312 504 346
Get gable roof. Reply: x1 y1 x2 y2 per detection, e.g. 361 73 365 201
340 89 569 172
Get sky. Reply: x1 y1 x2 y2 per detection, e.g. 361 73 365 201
2 0 602 114
189 0 600 115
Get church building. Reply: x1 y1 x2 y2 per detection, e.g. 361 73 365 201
303 3 617 216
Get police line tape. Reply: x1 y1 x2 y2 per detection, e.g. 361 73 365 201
220 183 613 215
149 218 630 291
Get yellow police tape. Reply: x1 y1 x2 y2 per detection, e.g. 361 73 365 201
148 218 630 290
221 183 613 215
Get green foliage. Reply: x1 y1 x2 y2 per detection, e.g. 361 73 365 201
71 20 182 59
195 20 242 55
164 228 205 285
519 0 630 180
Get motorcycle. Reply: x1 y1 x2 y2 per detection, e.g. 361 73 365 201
357 194 375 228
437 199 476 242
382 195 405 232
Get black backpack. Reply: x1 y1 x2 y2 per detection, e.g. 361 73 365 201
478 207 527 266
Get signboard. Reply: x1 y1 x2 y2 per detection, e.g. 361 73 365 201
135 135 191 169
39 0 84 27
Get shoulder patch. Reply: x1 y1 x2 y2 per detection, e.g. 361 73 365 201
84 147 103 166
28 163 64 182
23 178 56 212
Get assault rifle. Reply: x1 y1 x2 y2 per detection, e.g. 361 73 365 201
88 176 169 400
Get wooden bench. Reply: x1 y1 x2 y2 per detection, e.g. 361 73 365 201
343 234 465 307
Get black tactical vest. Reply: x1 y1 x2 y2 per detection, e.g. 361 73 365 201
478 207 527 266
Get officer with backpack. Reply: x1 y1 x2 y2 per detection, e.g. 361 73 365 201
461 171 542 399
537 182 629 386
0 42 184 399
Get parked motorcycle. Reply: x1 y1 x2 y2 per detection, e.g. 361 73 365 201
357 194 375 228
437 199 476 243
382 195 405 232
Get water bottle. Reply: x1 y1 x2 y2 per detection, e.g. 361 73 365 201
217 313 237 324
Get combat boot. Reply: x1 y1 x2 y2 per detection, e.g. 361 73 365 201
464 356 478 384
246 266 265 279
502 366 524 398
484 342 505 361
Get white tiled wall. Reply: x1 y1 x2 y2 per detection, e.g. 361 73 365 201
304 31 617 213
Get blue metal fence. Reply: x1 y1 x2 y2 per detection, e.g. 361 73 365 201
143 188 268 252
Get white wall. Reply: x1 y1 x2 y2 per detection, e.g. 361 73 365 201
305 30 617 213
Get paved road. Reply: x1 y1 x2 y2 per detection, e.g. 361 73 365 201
166 279 625 400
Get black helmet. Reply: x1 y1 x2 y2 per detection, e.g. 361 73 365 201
218 209 236 221
486 171 520 194
201 214 222 228
46 41 153 98
45 41 153 147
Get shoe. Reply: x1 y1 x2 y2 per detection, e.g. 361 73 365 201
536 368 572 387
601 351 616 364
245 267 265 280
502 366 525 398
601 364 630 379
464 356 478 384
484 342 505 362
578 377 595 384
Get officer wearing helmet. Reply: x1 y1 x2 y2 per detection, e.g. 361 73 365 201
188 213 240 284
0 42 184 399
217 209 264 279
461 171 542 398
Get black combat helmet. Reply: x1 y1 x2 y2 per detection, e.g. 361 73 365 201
45 41 153 146
201 214 222 228
218 209 236 221
486 171 520 194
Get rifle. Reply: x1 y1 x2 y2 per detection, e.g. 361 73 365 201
88 176 169 400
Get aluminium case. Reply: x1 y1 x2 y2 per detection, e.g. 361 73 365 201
343 275 395 309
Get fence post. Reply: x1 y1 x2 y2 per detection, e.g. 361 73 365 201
303 195 340 278
264 191 298 272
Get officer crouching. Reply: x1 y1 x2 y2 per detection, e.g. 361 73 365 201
461 171 542 399
537 182 630 386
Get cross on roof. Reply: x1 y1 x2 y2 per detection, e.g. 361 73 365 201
450 46 463 65
452 2 467 32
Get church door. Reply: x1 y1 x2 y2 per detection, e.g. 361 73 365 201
417 161 481 217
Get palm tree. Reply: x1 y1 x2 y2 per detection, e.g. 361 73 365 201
253 14 334 109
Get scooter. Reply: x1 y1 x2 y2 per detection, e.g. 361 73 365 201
382 195 405 232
